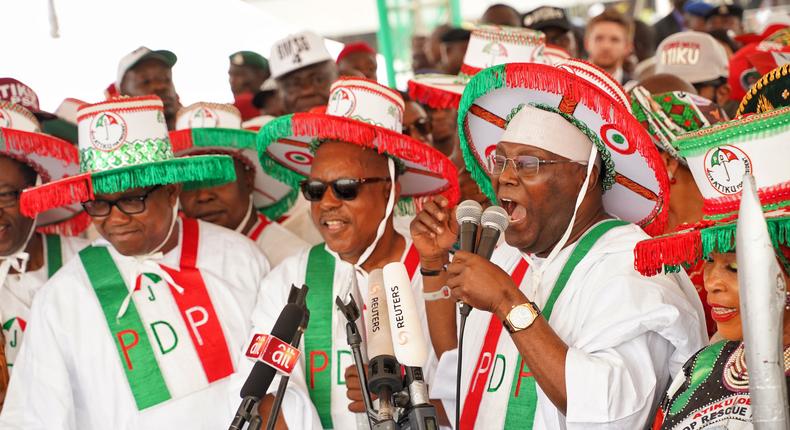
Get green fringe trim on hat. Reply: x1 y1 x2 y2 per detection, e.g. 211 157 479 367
172 128 257 152
678 106 790 157
457 64 507 204
701 216 790 259
396 197 416 216
259 188 299 221
91 155 236 195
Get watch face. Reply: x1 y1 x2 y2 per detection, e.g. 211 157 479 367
510 305 535 329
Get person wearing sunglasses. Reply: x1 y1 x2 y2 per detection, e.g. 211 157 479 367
1 97 270 429
242 77 459 428
412 61 705 429
0 100 91 411
173 102 309 267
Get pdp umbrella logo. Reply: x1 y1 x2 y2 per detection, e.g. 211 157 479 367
189 107 219 128
89 111 127 151
704 146 752 195
329 87 357 117
482 41 508 67
0 109 11 128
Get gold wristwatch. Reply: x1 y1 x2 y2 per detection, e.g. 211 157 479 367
503 301 541 334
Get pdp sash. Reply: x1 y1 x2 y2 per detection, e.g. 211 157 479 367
304 244 420 428
80 218 233 410
461 219 628 429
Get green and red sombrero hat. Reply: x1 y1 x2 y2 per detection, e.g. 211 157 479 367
170 102 298 220
19 96 237 219
408 25 548 110
457 59 670 235
0 101 89 235
257 77 459 211
635 105 790 275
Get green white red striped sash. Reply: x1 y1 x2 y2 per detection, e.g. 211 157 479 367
460 219 628 429
80 218 233 410
247 214 272 241
304 243 420 429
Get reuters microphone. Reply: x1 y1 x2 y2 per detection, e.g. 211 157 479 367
365 269 401 422
382 262 428 367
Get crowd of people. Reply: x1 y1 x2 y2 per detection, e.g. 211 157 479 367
0 1 789 429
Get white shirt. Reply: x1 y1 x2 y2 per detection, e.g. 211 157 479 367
0 220 269 430
431 222 706 429
1 234 90 372
232 236 435 429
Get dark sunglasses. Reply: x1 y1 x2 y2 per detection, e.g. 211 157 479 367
402 117 431 136
300 178 390 202
81 185 162 217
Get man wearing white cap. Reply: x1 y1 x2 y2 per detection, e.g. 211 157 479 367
117 46 183 130
0 96 268 429
655 31 731 107
269 31 338 115
413 59 706 428
239 78 459 428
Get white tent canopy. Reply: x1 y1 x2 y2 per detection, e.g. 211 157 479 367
4 0 343 112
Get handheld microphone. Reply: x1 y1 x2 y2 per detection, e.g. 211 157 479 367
382 262 428 367
455 200 483 252
230 304 303 430
366 269 402 423
475 206 509 260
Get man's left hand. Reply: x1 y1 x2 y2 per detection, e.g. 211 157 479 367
446 251 526 316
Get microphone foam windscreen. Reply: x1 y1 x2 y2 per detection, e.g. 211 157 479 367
455 200 483 225
481 206 509 233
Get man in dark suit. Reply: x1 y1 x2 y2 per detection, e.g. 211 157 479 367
654 0 687 47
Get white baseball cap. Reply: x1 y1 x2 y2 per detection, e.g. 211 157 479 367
655 31 729 85
116 46 177 89
269 31 333 79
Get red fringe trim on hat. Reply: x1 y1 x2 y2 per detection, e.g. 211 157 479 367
407 80 462 110
703 182 790 217
19 173 94 218
1 128 79 164
290 113 460 205
36 211 91 236
459 64 482 76
634 228 702 276
502 62 670 235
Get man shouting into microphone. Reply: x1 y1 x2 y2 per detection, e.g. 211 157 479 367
412 60 706 428
237 78 459 428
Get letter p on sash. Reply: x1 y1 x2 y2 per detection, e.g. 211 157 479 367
470 352 493 393
309 350 329 389
118 329 140 370
185 306 209 346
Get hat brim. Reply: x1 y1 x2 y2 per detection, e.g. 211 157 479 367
135 50 177 69
1 127 87 235
20 154 236 218
408 74 468 110
635 211 790 276
458 62 669 235
170 128 298 219
257 112 460 211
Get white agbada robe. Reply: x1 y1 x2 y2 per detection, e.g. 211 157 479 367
0 219 269 430
431 222 707 429
1 234 90 373
245 213 310 267
232 235 436 429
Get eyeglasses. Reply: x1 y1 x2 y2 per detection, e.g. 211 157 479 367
0 190 22 209
402 117 431 137
300 178 390 202
81 186 162 217
487 154 588 177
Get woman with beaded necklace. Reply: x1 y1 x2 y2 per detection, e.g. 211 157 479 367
634 75 790 427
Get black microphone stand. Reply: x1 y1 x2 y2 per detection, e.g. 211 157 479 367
228 395 260 430
336 295 378 429
265 285 310 430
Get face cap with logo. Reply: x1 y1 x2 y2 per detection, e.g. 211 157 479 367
230 51 269 71
655 31 729 85
18 96 237 219
269 31 333 80
457 59 670 236
0 101 88 235
408 25 548 110
521 6 572 32
635 106 790 275
116 47 177 90
169 102 297 219
257 76 459 214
